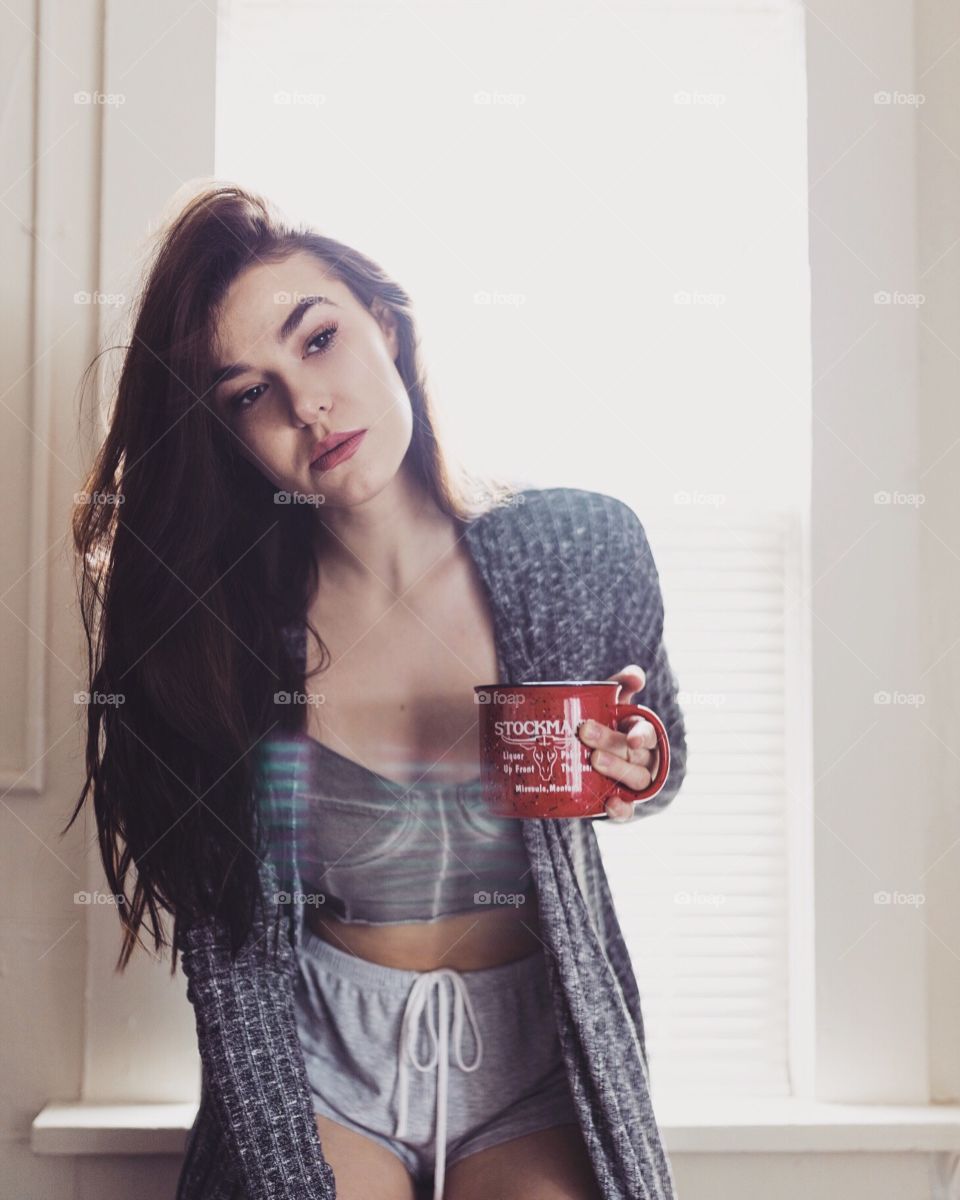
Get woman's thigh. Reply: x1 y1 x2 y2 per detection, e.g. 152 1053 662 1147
442 1122 602 1200
315 1114 417 1200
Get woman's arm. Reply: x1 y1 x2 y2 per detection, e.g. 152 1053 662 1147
176 858 338 1200
595 500 688 824
619 637 686 820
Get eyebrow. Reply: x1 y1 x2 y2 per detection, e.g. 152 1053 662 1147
211 294 339 394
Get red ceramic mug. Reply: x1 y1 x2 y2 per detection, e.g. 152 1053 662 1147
473 680 671 819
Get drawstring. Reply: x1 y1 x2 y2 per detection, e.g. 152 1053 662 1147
395 968 484 1200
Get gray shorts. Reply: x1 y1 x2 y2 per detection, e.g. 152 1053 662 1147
293 927 579 1199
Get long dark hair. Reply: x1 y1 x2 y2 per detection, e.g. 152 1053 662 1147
65 182 517 974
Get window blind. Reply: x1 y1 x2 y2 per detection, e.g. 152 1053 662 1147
596 512 798 1100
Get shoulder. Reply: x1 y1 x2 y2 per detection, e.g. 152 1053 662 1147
475 484 643 537
475 485 648 550
469 486 657 609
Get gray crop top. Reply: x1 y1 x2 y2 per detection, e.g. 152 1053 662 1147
257 731 535 926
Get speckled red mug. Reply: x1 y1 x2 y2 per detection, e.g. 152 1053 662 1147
472 680 671 819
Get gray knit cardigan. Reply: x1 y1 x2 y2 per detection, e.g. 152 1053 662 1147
174 486 688 1200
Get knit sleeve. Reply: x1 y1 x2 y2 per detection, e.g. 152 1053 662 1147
597 499 688 824
176 857 338 1200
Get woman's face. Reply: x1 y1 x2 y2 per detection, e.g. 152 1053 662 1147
209 249 414 505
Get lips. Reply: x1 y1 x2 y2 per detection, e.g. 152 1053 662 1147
310 429 365 465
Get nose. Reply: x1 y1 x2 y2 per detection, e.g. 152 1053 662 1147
287 385 328 428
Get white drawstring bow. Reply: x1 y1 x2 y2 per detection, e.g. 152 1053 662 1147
394 969 484 1200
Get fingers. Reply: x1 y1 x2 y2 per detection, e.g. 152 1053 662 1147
607 664 646 693
578 715 658 755
622 712 660 751
577 719 655 794
591 748 654 793
604 794 637 822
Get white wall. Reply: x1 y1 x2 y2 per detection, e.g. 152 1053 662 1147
806 0 928 1102
2 0 105 1194
916 0 960 1107
0 1 214 1195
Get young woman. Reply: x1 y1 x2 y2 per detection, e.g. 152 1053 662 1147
68 183 687 1200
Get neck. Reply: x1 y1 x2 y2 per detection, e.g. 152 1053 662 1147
312 470 458 598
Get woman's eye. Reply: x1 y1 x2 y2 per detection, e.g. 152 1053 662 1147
306 323 338 356
229 323 338 413
231 383 266 411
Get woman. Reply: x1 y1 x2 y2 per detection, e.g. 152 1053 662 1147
67 183 687 1200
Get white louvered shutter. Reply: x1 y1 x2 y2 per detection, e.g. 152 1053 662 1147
596 512 802 1100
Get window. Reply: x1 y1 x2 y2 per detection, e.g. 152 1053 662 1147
215 0 811 1100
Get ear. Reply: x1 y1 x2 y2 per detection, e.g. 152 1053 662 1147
371 297 400 362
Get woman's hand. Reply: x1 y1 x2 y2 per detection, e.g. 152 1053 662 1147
576 664 661 823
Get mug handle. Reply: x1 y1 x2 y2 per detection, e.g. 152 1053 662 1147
607 703 671 803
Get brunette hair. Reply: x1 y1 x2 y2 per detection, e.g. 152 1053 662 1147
65 182 517 974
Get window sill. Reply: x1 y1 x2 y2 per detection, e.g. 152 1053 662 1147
653 1094 960 1153
31 1097 960 1156
32 1102 198 1155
